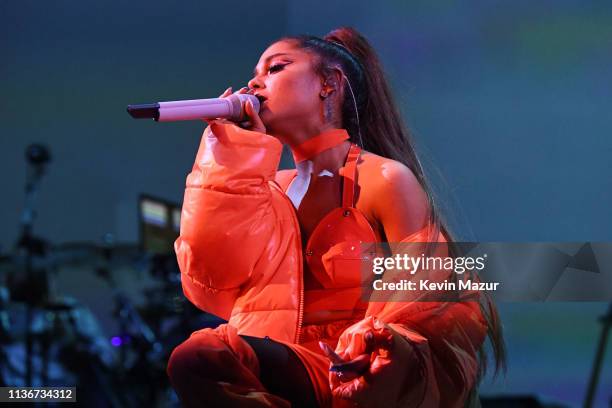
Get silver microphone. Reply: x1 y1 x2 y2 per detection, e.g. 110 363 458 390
127 93 260 122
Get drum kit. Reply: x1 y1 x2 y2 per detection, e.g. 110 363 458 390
0 145 223 407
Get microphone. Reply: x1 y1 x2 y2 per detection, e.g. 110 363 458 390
126 93 260 122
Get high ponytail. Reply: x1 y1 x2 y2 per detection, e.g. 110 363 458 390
280 27 506 382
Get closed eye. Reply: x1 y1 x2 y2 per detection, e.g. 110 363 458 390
268 63 288 74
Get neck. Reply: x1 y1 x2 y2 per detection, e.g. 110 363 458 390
288 127 351 175
306 140 352 175
273 122 336 144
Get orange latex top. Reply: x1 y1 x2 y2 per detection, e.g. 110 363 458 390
278 142 382 327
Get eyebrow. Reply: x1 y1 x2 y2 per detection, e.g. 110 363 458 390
253 52 292 76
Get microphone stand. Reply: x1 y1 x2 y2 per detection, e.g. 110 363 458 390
17 144 51 388
584 302 612 408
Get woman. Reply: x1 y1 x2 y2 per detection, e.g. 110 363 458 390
167 27 505 407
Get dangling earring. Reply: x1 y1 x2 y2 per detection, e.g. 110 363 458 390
323 96 333 122
320 84 332 120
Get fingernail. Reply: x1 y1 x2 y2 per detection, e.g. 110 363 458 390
319 341 331 354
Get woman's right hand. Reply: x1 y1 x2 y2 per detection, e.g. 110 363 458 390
203 87 266 134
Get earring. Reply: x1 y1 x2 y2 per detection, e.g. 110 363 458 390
320 90 329 99
323 96 333 122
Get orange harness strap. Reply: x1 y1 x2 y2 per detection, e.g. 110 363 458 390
342 144 361 209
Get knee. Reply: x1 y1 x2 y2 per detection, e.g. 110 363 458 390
166 330 231 385
167 337 195 386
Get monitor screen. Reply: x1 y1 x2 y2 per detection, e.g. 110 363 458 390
139 194 182 255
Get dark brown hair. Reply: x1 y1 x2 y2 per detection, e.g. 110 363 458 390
280 26 507 382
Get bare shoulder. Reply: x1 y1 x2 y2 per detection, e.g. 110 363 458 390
357 151 429 235
357 151 424 196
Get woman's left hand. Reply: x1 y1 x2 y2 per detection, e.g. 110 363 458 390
319 317 418 407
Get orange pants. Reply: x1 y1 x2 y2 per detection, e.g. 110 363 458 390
167 324 333 407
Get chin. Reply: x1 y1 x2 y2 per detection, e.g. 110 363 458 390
260 111 281 131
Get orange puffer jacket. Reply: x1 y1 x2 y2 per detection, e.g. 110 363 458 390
175 122 488 407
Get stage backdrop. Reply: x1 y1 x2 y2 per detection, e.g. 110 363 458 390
1 1 611 406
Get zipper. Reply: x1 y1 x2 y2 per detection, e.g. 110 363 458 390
291 197 305 344
295 267 304 344
272 182 304 344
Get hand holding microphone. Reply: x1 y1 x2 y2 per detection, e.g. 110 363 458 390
208 87 266 133
127 86 265 133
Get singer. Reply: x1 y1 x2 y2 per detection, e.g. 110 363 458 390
166 27 505 407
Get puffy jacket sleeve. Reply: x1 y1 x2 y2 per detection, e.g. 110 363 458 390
334 226 488 408
174 122 284 320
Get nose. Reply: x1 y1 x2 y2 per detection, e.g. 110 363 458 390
247 75 263 91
